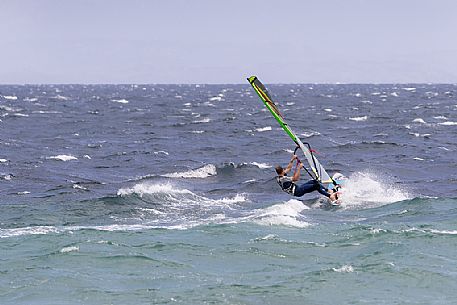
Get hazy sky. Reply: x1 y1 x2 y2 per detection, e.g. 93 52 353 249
1 0 456 84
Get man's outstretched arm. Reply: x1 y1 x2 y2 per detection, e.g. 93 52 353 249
284 155 297 174
292 162 303 182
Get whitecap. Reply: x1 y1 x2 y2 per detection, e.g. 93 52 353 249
250 162 272 169
112 99 129 104
209 96 223 102
301 131 320 138
349 116 367 122
192 118 211 123
402 87 416 92
219 194 247 204
332 265 354 273
3 174 13 180
117 183 192 197
3 95 18 100
429 229 457 235
256 126 272 132
0 226 59 238
54 95 69 100
60 246 79 253
412 118 426 124
153 150 169 155
413 157 425 161
163 164 217 178
434 116 448 120
252 199 310 228
324 108 332 112
438 121 457 126
0 159 7 163
48 155 78 161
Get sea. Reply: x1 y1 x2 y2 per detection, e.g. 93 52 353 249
1 83 456 304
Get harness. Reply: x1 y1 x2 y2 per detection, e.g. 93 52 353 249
276 175 296 195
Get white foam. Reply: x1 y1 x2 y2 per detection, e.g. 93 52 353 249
117 182 192 197
0 226 59 238
402 87 416 92
0 159 7 163
434 116 448 120
153 150 169 155
219 194 247 204
60 246 79 253
49 155 77 161
3 95 17 100
413 118 426 124
429 229 457 235
209 96 223 102
252 199 310 228
349 116 368 122
339 171 410 209
73 184 87 190
390 92 399 97
250 162 271 169
54 95 69 101
190 130 205 134
112 99 129 104
301 131 320 138
256 126 272 132
192 118 211 123
332 265 354 273
438 121 457 126
163 164 217 178
324 108 332 112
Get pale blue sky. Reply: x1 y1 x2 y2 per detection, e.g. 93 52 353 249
1 0 456 83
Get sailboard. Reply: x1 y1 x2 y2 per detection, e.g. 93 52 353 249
247 76 338 188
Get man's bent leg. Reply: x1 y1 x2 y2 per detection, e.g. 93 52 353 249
294 180 325 197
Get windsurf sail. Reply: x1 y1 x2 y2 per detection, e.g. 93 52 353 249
247 76 336 186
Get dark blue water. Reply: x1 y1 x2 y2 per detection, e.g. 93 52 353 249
1 84 457 304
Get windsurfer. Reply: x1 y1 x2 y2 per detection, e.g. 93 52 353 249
275 155 338 201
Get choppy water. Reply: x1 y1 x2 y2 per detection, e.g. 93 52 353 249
1 84 457 304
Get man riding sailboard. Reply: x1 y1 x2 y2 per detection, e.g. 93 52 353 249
247 76 345 205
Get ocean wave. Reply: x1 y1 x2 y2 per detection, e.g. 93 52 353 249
117 182 192 196
163 164 217 178
112 99 129 104
332 265 354 273
255 126 272 132
349 116 368 122
250 162 272 169
412 118 426 124
251 199 311 228
48 155 78 161
438 121 457 126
